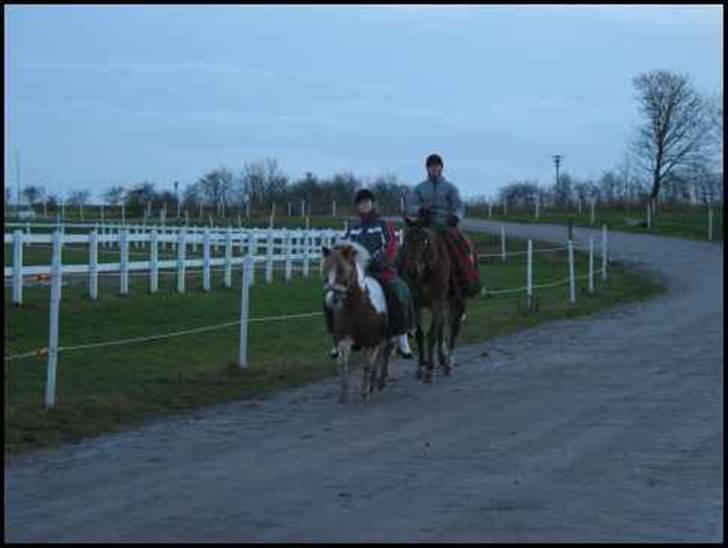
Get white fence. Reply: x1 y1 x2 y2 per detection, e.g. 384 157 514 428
5 226 347 304
5 223 611 409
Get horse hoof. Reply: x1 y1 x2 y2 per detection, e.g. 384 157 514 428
415 369 423 380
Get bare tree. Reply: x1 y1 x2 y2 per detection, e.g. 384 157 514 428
198 168 234 213
22 185 45 205
103 185 126 205
632 70 713 199
67 189 91 206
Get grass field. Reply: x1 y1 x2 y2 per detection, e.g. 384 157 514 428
467 203 723 242
4 225 666 456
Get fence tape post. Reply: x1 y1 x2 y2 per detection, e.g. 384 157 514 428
501 225 507 263
535 195 540 220
266 228 274 283
601 224 608 281
45 230 63 408
646 202 652 229
247 231 256 286
527 239 533 311
590 199 595 224
150 229 159 294
488 202 492 218
239 255 253 369
203 228 211 291
588 236 595 295
568 239 576 303
89 229 98 300
177 228 186 293
708 207 713 241
12 229 23 305
120 229 129 295
285 229 292 281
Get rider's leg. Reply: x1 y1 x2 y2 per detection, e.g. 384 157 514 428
380 278 413 358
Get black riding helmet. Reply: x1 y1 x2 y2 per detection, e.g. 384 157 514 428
354 188 376 204
426 153 444 168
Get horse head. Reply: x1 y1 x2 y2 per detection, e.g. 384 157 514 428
402 216 439 281
322 241 369 303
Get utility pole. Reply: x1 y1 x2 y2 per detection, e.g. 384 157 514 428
552 154 563 207
174 181 180 219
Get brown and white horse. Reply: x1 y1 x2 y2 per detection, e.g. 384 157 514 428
322 241 396 404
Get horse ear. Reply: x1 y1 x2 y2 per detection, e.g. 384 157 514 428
322 246 330 257
404 215 416 228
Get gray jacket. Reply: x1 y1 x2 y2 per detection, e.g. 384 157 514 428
405 176 465 224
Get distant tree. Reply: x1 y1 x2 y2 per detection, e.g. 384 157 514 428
103 185 126 205
632 70 713 199
67 189 91 206
124 182 156 215
198 168 234 213
22 185 45 205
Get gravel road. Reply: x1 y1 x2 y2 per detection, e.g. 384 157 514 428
4 220 723 542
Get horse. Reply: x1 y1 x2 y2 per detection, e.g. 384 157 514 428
400 217 466 383
321 241 397 404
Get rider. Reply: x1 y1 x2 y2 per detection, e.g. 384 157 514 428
404 153 482 299
324 188 415 359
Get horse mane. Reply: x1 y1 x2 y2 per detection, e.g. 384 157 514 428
334 239 371 270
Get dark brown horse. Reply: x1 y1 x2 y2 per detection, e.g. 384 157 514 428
400 218 466 383
322 241 396 403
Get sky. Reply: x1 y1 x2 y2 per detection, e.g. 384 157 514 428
4 4 723 201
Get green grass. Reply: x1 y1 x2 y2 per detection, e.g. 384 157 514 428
4 229 666 457
467 204 723 242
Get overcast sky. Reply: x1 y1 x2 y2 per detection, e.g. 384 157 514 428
4 4 723 201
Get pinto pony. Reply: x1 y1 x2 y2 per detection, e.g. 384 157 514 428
322 241 396 403
400 217 466 383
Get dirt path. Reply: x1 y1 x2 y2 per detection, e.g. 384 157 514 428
4 221 723 542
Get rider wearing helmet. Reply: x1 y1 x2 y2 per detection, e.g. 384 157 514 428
324 188 415 359
404 153 482 299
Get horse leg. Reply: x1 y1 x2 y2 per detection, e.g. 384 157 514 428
446 298 466 372
378 339 395 390
414 307 426 381
425 306 443 384
336 338 353 404
362 346 380 404
437 303 448 369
